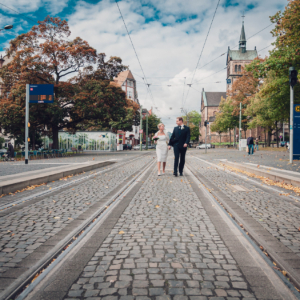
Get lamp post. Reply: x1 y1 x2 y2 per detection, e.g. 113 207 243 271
0 25 13 32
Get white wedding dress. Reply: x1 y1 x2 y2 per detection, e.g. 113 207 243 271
156 133 169 162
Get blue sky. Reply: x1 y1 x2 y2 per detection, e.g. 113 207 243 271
0 0 285 131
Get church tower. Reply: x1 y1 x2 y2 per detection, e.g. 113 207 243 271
226 18 258 92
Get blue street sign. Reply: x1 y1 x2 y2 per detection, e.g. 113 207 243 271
29 84 54 103
293 104 300 160
227 79 231 84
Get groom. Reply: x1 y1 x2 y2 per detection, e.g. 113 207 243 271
168 117 190 177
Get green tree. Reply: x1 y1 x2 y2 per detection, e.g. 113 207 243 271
0 137 4 149
211 97 239 144
182 110 201 141
142 114 161 135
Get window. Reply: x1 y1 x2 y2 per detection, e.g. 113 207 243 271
235 65 237 72
238 65 241 72
127 90 132 99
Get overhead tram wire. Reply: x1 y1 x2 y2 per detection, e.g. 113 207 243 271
129 23 274 83
0 2 37 24
182 0 221 108
114 0 155 107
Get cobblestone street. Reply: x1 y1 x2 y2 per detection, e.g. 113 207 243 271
0 151 299 300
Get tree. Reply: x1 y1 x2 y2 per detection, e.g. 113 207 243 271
142 114 161 135
0 137 4 149
0 16 127 149
211 97 239 144
245 71 288 146
182 110 201 141
109 100 140 132
227 67 261 136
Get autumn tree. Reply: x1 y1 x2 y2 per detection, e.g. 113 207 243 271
0 16 128 149
245 0 300 143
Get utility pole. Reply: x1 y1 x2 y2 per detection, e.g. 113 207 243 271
204 120 208 154
140 106 143 151
239 102 242 150
289 67 298 163
25 84 29 164
146 112 149 150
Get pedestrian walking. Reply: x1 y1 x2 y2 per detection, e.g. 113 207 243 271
154 123 169 176
7 142 15 161
247 134 254 155
255 138 259 151
169 117 190 176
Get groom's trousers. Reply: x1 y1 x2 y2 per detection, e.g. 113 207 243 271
173 144 187 174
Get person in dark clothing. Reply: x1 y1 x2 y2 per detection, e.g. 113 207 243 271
7 142 14 161
169 117 191 176
247 135 254 155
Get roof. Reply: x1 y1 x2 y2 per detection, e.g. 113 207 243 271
113 70 135 87
228 49 258 62
202 91 226 107
240 22 246 43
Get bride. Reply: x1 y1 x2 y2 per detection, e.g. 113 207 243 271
155 123 169 176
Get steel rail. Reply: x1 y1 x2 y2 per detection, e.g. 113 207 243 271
0 153 151 212
185 163 299 300
190 155 300 203
2 158 155 300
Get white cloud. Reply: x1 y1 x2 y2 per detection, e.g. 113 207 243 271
3 0 285 132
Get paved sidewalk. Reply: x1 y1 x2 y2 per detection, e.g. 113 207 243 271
62 157 281 299
192 149 300 173
0 151 143 177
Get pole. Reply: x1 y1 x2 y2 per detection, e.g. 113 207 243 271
205 123 207 154
146 112 148 150
283 122 285 142
239 102 242 150
140 106 143 151
25 84 29 164
290 86 294 163
187 113 189 127
234 126 236 147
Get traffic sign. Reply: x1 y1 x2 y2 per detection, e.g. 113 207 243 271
139 129 143 133
227 79 231 84
29 84 54 103
293 104 300 159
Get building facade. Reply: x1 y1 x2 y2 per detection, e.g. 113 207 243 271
200 21 266 144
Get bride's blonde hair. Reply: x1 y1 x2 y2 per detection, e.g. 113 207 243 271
157 123 165 130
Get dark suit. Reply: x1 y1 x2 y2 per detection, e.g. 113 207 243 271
169 125 190 174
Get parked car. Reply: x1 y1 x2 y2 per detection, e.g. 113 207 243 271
196 144 212 149
133 145 146 150
123 144 132 150
280 141 287 147
148 145 156 149
0 149 7 154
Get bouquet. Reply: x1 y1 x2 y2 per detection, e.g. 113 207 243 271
152 136 159 141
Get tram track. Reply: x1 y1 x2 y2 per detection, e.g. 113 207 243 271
0 152 151 214
1 157 155 300
186 159 300 299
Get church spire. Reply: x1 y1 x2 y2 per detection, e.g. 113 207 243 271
239 12 246 53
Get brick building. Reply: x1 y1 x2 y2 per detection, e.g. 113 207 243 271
200 20 266 144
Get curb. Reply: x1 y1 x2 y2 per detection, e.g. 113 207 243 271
0 161 115 195
221 161 300 188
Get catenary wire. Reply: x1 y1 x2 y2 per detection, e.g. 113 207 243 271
182 0 221 108
0 2 37 24
114 0 156 107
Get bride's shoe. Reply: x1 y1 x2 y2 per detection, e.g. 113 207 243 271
162 171 165 175
158 171 161 176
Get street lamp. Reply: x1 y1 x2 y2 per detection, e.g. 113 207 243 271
0 25 13 32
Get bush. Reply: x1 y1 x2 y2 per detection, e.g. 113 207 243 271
0 137 4 149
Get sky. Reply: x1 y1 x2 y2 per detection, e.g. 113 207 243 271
0 0 285 132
